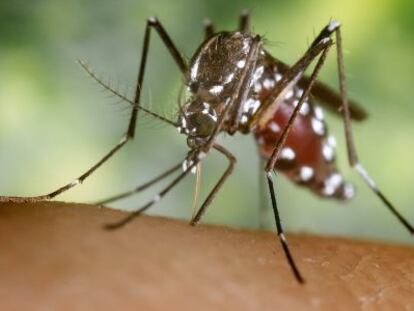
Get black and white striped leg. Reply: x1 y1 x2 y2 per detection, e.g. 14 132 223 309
95 162 182 206
104 160 196 230
0 17 186 204
332 23 414 235
266 172 305 284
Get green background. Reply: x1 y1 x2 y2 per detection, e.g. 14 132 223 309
1 0 413 244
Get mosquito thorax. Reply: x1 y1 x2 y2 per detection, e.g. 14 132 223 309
187 31 254 99
181 31 287 140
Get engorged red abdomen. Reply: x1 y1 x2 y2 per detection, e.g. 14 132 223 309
254 87 354 200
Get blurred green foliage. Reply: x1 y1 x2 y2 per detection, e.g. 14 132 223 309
1 0 413 244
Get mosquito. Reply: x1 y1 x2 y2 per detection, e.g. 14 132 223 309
1 11 413 284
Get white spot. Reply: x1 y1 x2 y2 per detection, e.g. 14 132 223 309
300 102 310 116
285 89 294 100
343 183 355 199
180 117 187 128
182 159 194 172
69 179 81 187
275 73 282 82
224 73 235 84
296 88 304 98
323 173 342 196
180 127 189 135
327 135 337 147
251 99 261 112
355 163 378 190
314 106 324 120
153 194 161 204
320 37 331 45
300 166 314 182
280 147 296 161
197 151 207 160
269 121 280 133
243 98 261 114
329 173 343 188
254 82 262 92
253 66 264 81
201 108 209 115
263 78 275 90
179 117 190 134
279 233 287 243
242 40 250 52
191 166 197 174
237 60 246 68
190 60 199 81
322 184 335 196
292 99 299 107
243 98 255 110
241 115 248 124
328 20 341 32
209 85 223 95
311 118 326 136
322 143 335 162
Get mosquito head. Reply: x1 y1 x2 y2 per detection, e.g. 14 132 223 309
177 97 218 148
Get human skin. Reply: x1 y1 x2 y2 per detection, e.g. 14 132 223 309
0 202 413 311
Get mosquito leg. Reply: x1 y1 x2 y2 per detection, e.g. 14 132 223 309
258 156 269 228
203 19 215 39
270 57 368 121
333 24 414 234
94 162 182 205
104 159 195 230
248 36 332 129
266 172 305 283
260 31 332 284
128 17 187 139
239 10 251 34
265 43 332 171
190 144 236 225
0 137 129 203
0 18 186 203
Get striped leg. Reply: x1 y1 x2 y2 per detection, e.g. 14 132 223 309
0 18 186 203
332 23 414 234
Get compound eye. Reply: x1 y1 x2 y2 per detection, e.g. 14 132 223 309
187 81 199 93
187 112 216 138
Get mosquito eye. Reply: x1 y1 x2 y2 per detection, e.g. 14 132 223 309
187 112 216 138
188 81 199 93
